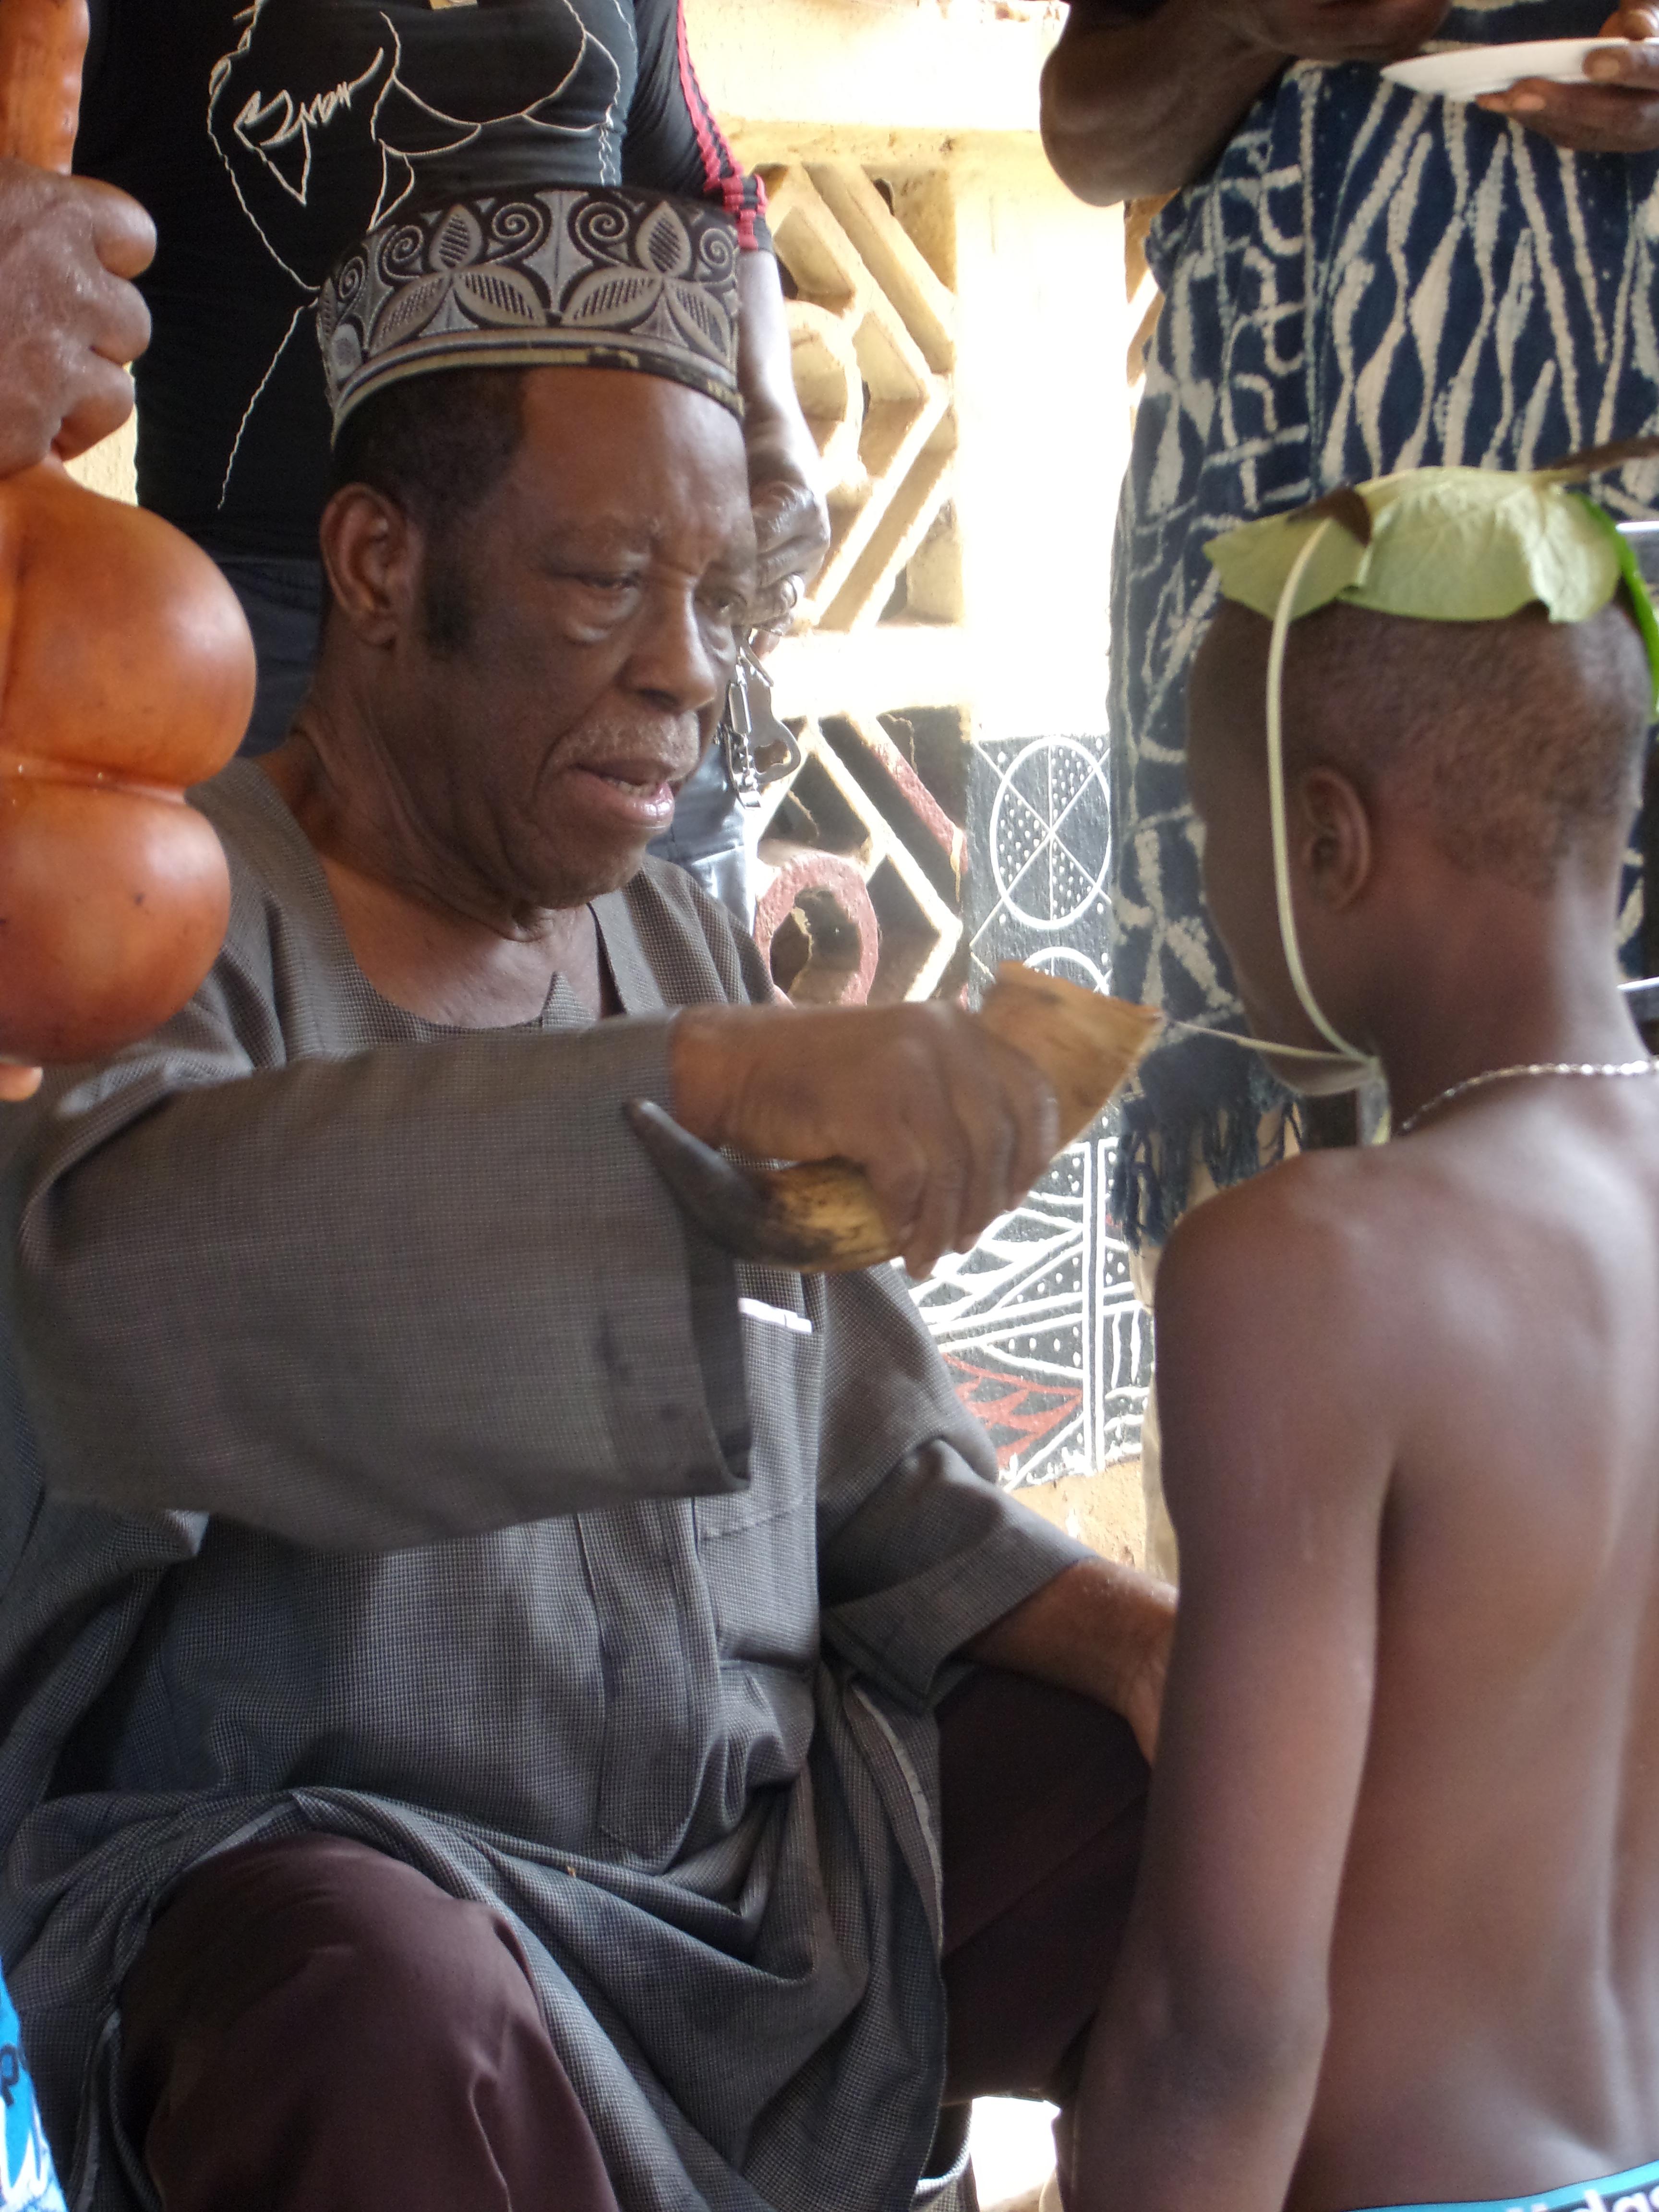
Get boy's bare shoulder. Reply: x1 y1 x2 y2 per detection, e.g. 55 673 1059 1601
1153 1142 1445 1528
1157 1138 1426 1347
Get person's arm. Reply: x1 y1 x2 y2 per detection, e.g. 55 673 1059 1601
10 995 754 1550
1040 0 1452 205
964 1556 1176 1762
1040 0 1283 205
1070 1170 1390 2212
806 1271 1167 1750
737 247 830 644
812 1282 1098 1713
8 865 1058 1549
623 0 830 626
1477 5 1659 148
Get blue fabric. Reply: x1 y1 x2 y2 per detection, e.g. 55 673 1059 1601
0 1974 64 2212
1107 8 1659 1240
1357 2151 1659 2212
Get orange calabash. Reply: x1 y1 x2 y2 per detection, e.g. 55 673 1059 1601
0 0 257 1064
0 461 255 1062
0 778 233 1061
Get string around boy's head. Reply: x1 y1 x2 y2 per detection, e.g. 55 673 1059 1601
1200 442 1659 1070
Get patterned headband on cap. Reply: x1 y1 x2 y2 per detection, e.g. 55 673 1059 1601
1201 444 1659 1068
318 186 742 433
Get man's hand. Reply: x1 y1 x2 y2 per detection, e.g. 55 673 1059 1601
670 1000 1059 1279
746 470 830 653
962 1556 1177 1762
0 162 155 478
1477 8 1659 148
736 251 830 653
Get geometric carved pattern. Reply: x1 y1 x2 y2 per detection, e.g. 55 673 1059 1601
966 732 1114 997
751 709 966 1004
764 161 961 631
908 1134 1152 1484
757 160 1148 1482
988 738 1111 934
949 734 1148 1483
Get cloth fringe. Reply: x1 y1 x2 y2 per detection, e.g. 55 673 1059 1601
1109 1033 1297 1251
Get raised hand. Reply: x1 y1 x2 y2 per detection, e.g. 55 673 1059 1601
745 473 829 652
1041 0 1450 205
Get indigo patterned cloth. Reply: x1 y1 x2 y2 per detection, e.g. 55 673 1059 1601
1108 6 1659 1244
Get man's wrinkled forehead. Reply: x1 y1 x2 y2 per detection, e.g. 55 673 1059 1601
507 365 755 558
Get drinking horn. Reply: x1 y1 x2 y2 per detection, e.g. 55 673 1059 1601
627 963 1160 1272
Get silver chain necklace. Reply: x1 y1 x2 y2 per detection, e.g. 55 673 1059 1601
1396 1058 1659 1138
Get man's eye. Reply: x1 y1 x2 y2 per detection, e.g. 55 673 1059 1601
577 574 638 595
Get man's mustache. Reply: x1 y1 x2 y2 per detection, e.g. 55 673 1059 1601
552 716 708 790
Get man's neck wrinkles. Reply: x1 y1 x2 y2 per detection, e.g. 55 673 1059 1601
289 698 565 941
263 710 587 1029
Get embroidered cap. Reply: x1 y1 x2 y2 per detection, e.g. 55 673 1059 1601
318 185 742 433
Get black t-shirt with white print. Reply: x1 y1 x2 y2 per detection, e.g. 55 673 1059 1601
76 0 766 556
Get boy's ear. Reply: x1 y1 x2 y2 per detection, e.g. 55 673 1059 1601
1292 766 1372 911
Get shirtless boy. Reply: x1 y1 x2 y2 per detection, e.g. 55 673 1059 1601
1073 465 1659 2212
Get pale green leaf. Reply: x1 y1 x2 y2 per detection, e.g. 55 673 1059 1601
1203 511 1368 620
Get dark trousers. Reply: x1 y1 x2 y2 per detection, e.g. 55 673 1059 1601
119 1669 1147 2212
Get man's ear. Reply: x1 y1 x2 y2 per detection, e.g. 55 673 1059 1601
1292 765 1372 912
318 484 421 648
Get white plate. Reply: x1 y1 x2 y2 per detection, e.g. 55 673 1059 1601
1382 37 1610 98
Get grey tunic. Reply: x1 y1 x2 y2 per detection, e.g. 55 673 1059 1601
0 765 1083 2212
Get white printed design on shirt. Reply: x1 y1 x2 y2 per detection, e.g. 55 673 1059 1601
204 0 626 500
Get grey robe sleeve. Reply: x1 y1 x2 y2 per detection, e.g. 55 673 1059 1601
813 1268 1088 1708
2 884 752 1556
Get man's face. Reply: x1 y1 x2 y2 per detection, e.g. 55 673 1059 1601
385 366 757 915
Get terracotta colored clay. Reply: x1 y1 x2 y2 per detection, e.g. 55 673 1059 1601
0 0 255 1062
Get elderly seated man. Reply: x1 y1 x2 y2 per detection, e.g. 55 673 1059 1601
0 181 1171 2212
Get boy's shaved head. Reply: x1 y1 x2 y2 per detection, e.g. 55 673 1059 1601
1194 596 1652 894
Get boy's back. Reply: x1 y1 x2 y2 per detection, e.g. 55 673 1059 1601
1073 484 1659 2212
1169 1091 1659 2210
